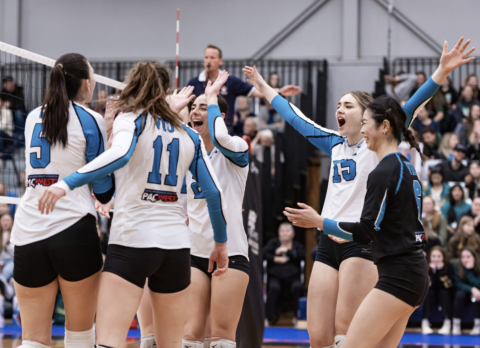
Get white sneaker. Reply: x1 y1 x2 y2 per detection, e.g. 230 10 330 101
438 319 451 335
452 318 461 335
470 326 480 335
422 319 433 335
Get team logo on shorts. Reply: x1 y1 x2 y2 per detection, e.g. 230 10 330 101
141 189 178 203
26 174 59 188
414 231 426 243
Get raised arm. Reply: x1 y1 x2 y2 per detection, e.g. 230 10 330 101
205 71 249 167
243 66 343 157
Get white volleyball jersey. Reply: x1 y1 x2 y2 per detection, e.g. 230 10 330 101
187 104 249 259
270 76 440 223
12 102 113 246
54 111 227 249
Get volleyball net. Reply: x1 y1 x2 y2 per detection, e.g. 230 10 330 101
0 41 129 207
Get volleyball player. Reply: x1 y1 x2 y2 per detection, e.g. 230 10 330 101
310 94 443 347
38 61 229 348
11 53 115 348
244 37 474 348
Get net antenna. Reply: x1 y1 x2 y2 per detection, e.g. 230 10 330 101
176 9 180 89
0 41 127 90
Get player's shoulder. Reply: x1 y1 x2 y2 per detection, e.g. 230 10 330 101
181 123 200 144
374 152 404 177
26 106 43 122
73 103 104 123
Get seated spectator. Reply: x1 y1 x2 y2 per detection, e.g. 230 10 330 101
384 72 417 102
441 77 459 111
440 144 469 183
452 246 480 335
447 216 480 262
412 105 441 135
242 116 258 140
427 89 449 133
0 213 14 281
466 162 480 200
421 127 440 156
232 96 255 137
258 99 285 134
455 104 480 145
0 97 13 158
466 120 480 162
441 184 471 234
422 246 454 335
467 197 480 234
0 77 26 139
252 130 284 177
264 222 304 325
423 196 448 246
436 132 458 161
409 71 427 97
424 168 450 209
463 74 480 102
268 72 281 89
455 85 480 126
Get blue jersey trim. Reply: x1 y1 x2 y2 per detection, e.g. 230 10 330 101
394 154 404 195
374 189 388 231
403 77 440 128
183 125 227 243
380 151 402 162
207 105 249 167
323 218 353 241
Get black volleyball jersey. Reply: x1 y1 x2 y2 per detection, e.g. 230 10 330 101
323 152 425 264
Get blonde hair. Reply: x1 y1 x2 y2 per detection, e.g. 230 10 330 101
456 215 478 251
342 91 373 113
438 133 457 159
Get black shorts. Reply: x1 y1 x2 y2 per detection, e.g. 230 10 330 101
375 252 429 307
14 214 103 288
315 231 373 270
191 254 250 278
103 244 191 294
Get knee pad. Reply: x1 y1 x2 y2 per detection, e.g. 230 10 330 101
204 338 211 348
140 335 155 348
210 339 236 348
182 339 204 348
334 335 346 348
65 327 95 348
18 341 50 348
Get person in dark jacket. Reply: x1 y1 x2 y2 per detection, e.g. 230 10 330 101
264 222 304 324
452 246 480 335
422 246 454 335
1 77 26 143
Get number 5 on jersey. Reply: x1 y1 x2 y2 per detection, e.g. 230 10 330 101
332 159 356 183
148 136 179 186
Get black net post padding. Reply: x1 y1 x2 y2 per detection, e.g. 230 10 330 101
236 157 264 348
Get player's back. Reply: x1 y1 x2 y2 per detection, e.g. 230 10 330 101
111 112 196 249
12 102 109 245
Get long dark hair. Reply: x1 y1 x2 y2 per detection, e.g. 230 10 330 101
365 95 423 157
458 245 480 282
447 184 464 223
42 53 91 147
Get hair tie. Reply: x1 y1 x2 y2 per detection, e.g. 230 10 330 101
56 64 63 70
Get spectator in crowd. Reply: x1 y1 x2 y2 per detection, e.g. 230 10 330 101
187 44 300 132
422 246 454 335
465 119 480 162
447 216 480 262
467 197 480 234
409 71 427 97
437 132 459 161
258 102 285 134
455 85 480 125
268 72 281 89
412 105 441 134
252 129 284 177
232 96 255 137
0 213 14 282
456 104 480 145
421 127 440 155
463 74 480 102
0 180 17 217
440 144 469 182
424 168 450 209
427 89 449 133
263 222 304 325
440 77 459 111
423 196 448 246
0 97 13 158
93 90 108 116
466 162 480 200
243 116 258 140
452 246 480 335
442 184 471 234
0 77 26 138
384 72 417 102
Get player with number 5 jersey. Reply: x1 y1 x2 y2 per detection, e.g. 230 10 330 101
39 62 229 348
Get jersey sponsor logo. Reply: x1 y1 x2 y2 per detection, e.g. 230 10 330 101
141 189 178 203
414 231 426 243
332 159 356 183
26 174 59 188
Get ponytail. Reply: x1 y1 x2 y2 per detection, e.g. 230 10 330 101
402 128 428 162
41 53 90 147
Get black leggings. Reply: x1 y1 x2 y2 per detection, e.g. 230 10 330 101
422 287 452 319
453 290 480 319
265 277 303 320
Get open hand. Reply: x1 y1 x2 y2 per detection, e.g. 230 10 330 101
38 187 66 214
440 37 475 73
168 86 195 113
243 66 267 92
279 85 302 97
205 70 229 99
283 202 322 228
209 242 229 277
95 196 114 218
328 235 350 244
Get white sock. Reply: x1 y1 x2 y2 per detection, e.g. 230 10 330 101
474 318 480 328
140 335 155 348
204 338 211 348
334 335 346 348
453 318 461 326
210 339 236 348
182 339 204 348
65 327 95 348
18 341 50 348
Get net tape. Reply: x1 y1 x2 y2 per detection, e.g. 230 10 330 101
0 41 127 90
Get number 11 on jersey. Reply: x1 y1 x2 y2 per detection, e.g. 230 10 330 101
148 136 179 186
